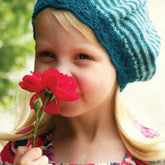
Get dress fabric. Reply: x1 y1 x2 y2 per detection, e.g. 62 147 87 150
0 121 159 165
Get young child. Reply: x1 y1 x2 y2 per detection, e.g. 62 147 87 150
0 0 165 164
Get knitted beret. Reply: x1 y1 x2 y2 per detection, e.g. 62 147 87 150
32 0 161 90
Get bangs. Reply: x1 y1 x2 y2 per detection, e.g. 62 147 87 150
51 9 98 44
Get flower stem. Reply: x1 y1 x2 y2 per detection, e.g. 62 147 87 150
32 93 52 148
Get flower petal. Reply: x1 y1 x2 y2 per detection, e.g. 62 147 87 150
44 99 60 114
19 71 45 93
53 88 79 101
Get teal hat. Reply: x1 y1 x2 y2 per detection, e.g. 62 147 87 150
32 0 161 90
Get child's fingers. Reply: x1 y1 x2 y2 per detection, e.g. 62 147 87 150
13 147 50 165
31 155 50 165
14 156 50 165
14 145 32 164
19 147 42 162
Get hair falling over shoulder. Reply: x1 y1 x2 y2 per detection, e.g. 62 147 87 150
115 87 165 164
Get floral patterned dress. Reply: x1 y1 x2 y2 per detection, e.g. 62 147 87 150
0 121 159 165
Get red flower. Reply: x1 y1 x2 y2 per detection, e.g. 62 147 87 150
19 69 79 114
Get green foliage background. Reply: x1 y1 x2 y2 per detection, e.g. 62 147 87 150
0 0 34 108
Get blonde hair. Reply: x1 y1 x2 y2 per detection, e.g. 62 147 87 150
115 88 165 164
1 9 165 164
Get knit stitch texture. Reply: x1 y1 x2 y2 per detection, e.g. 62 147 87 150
32 0 161 90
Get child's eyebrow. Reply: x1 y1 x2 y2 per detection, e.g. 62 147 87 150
35 40 51 48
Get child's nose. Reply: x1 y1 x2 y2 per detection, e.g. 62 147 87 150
55 64 72 76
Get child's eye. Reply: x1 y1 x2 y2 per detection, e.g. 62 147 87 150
41 51 55 58
36 51 55 63
76 54 91 60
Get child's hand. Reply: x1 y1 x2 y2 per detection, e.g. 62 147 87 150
13 146 52 165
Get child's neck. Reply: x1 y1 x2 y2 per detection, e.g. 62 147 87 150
58 110 117 141
53 100 126 163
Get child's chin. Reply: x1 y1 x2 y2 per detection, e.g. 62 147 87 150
58 108 82 118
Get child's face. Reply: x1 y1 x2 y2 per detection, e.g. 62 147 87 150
33 9 117 117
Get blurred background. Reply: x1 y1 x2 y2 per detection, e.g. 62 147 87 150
0 0 34 108
0 0 165 133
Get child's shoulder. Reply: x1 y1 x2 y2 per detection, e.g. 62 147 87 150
0 128 54 165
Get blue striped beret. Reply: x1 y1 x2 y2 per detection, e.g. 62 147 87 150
32 0 161 90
